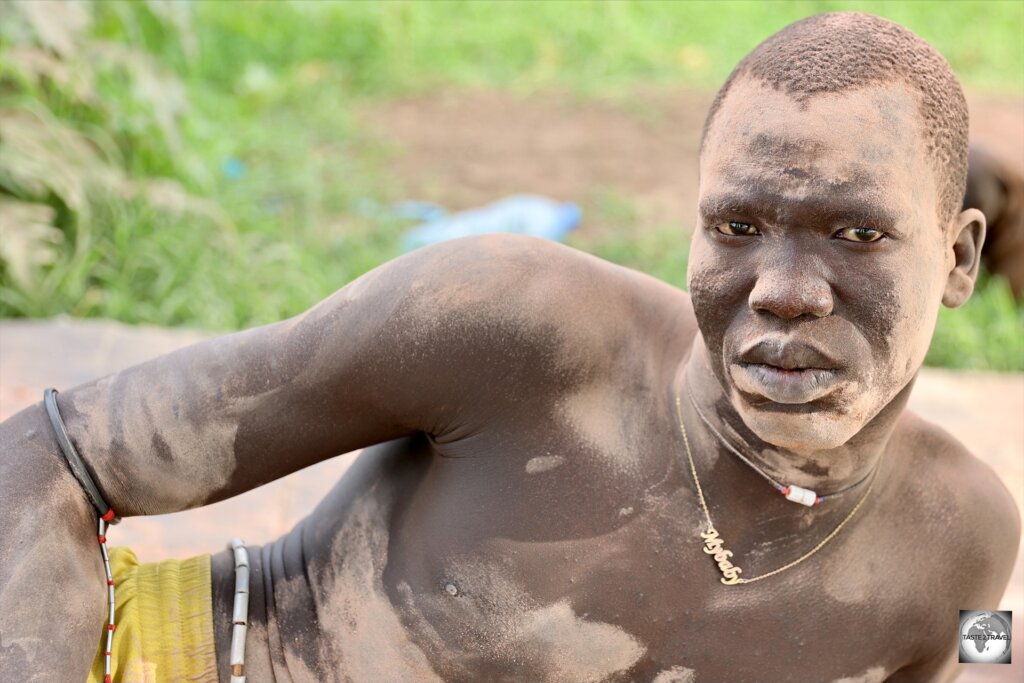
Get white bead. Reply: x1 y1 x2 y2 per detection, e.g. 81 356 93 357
230 623 247 665
234 565 250 594
232 591 249 625
231 541 250 568
785 485 818 507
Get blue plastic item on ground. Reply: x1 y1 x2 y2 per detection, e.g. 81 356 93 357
402 194 581 251
221 158 246 180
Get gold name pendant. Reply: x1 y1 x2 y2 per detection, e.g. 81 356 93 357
701 528 743 585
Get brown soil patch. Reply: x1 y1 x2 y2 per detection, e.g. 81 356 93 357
359 88 1024 231
359 89 712 230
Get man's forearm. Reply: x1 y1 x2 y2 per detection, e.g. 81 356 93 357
52 321 323 516
49 269 419 516
0 404 106 680
27 236 539 517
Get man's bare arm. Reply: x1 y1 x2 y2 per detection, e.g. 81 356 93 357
0 405 105 681
35 233 599 516
0 232 632 679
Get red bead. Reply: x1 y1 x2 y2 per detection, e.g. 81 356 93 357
107 624 116 630
107 580 115 586
102 509 116 522
104 651 111 656
104 676 112 683
98 535 106 544
781 487 790 495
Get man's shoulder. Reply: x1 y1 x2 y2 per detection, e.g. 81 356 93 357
892 410 1018 531
890 410 1020 601
423 233 689 305
409 233 696 358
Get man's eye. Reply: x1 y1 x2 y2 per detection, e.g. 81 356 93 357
715 221 759 236
835 227 884 242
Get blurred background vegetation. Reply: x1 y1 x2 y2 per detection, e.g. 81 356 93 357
1 0 1021 369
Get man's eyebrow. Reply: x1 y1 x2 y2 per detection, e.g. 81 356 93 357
698 190 901 227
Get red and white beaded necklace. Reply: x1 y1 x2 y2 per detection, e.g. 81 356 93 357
684 383 877 506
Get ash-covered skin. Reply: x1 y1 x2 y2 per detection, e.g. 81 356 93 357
0 406 105 682
2 32 1022 683
687 77 999 496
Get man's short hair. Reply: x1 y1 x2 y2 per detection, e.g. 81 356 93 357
702 12 968 226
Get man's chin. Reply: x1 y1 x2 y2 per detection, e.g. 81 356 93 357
730 393 861 452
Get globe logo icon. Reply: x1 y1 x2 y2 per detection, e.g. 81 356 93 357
959 611 1012 664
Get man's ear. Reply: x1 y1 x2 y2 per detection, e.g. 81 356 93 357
942 207 986 308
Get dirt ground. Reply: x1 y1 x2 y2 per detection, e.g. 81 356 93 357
360 89 1024 233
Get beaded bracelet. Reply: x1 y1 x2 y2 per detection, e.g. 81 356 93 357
228 538 250 683
43 388 119 683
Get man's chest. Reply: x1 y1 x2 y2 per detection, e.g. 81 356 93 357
306 398 955 683
385 463 924 683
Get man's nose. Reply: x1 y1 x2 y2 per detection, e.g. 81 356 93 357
748 263 834 319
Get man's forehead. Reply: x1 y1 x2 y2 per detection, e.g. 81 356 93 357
703 78 924 167
701 138 894 214
706 153 886 200
700 78 928 214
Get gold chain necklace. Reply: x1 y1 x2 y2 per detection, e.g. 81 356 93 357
673 387 884 585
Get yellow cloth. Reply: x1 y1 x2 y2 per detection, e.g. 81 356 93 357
88 548 218 683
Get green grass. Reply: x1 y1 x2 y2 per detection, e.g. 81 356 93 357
1 0 1022 369
567 190 690 289
928 274 1024 371
170 1 1024 96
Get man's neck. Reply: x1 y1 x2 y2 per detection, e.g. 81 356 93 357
678 336 913 497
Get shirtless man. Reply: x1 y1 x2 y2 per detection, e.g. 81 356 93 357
1 12 1019 683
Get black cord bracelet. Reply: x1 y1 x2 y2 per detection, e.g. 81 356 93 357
43 388 119 524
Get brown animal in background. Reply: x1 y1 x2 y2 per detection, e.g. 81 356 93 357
964 145 1024 299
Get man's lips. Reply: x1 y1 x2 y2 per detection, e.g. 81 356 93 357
731 338 843 404
730 362 840 404
737 338 841 370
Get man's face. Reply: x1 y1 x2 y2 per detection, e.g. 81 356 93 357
690 78 949 452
